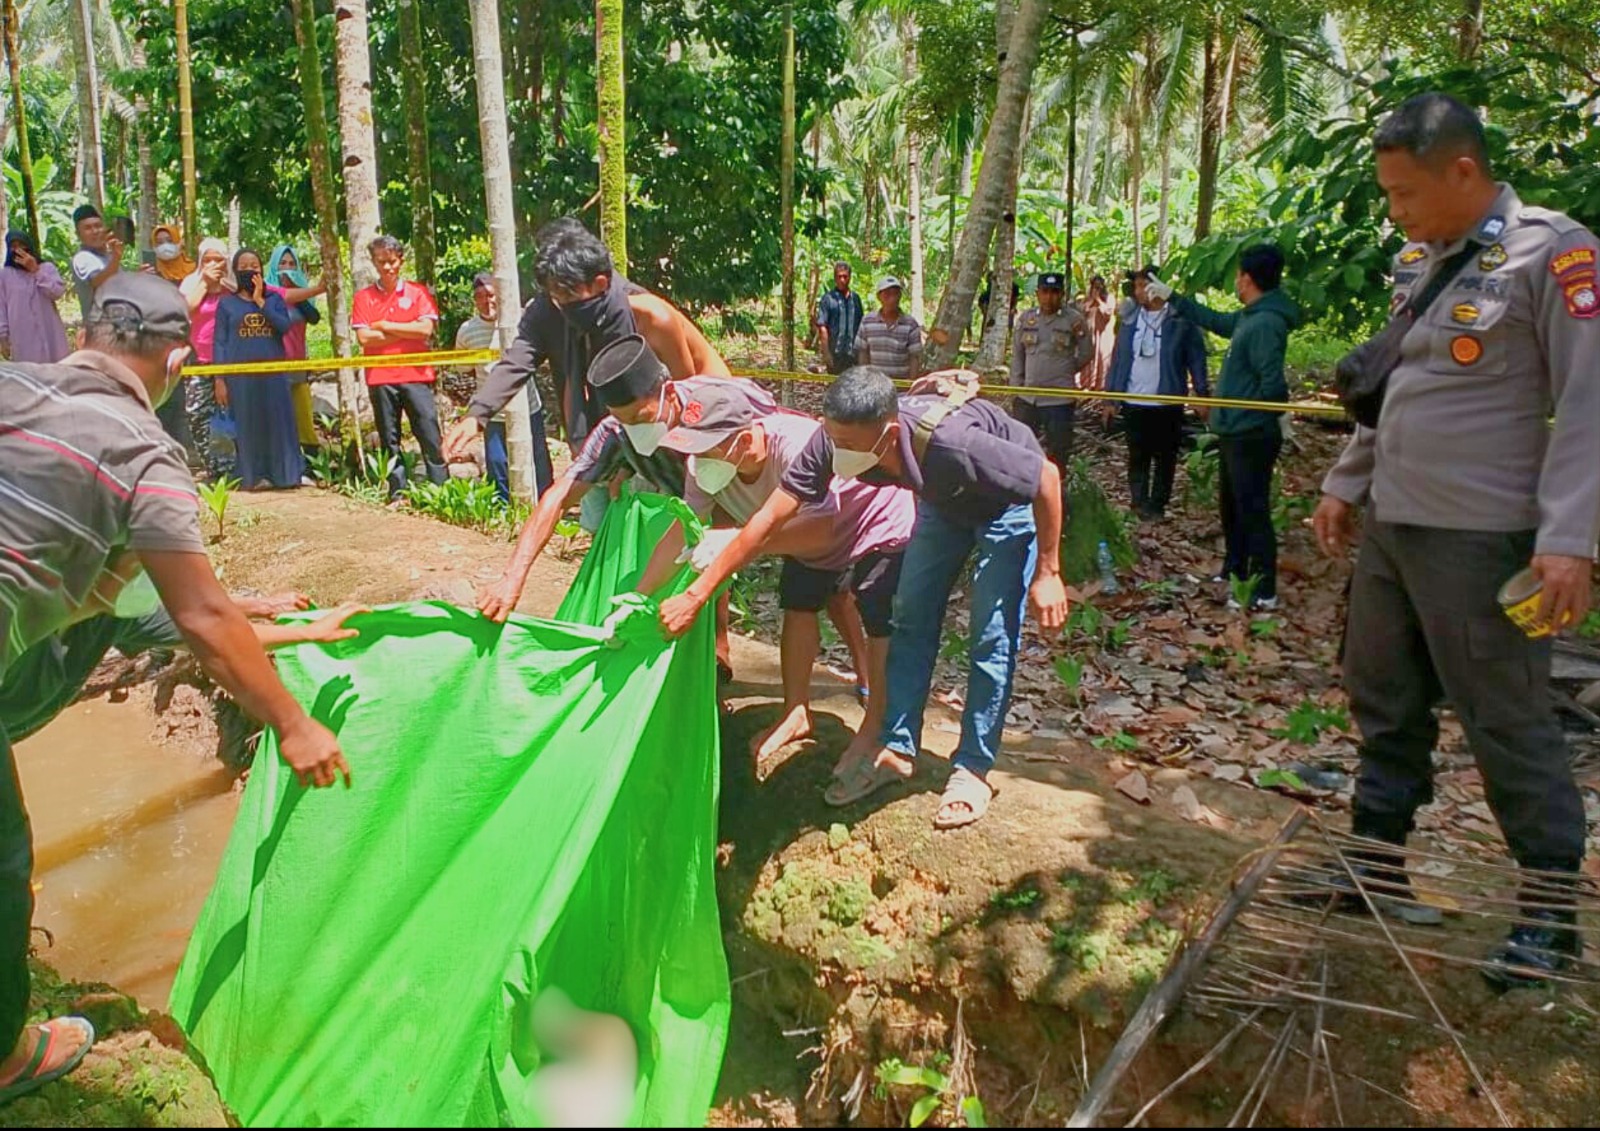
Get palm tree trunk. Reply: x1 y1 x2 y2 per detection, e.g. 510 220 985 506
904 14 924 324
292 0 363 461
1063 31 1079 286
925 0 1047 370
1156 135 1171 264
227 197 241 249
397 0 436 284
68 0 105 211
333 0 382 290
1194 22 1223 241
1129 99 1143 266
1457 0 1484 60
470 0 537 501
780 3 797 389
175 0 198 255
1 0 35 243
131 41 157 250
595 0 627 271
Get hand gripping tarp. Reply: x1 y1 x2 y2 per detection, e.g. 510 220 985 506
168 492 730 1126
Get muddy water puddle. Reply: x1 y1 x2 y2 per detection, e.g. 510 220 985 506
14 699 239 1008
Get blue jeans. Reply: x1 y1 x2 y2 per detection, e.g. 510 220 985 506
881 501 1037 776
484 410 555 504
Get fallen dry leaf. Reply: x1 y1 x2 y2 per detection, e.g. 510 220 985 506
1115 770 1151 805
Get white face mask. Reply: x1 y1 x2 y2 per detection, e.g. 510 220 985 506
154 242 181 261
831 426 889 480
692 454 741 495
621 387 669 455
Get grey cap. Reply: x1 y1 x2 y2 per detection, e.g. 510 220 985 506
87 272 192 340
659 382 765 455
876 276 903 295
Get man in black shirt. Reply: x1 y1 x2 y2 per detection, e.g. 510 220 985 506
660 366 1069 828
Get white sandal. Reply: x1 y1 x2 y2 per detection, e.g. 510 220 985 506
933 767 994 830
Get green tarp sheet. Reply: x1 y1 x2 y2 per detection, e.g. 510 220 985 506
169 492 730 1127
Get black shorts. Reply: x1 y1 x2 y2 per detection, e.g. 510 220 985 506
779 550 904 638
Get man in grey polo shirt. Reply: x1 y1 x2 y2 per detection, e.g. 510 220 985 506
855 276 924 380
0 274 349 1098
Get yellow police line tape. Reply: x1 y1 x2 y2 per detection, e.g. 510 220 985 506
180 348 500 378
180 348 1347 419
728 367 1347 418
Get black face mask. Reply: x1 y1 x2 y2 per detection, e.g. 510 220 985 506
237 270 259 294
557 291 611 334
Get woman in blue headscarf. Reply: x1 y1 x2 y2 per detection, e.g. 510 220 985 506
264 243 327 451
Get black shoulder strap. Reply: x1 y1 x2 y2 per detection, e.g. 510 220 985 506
1405 241 1480 321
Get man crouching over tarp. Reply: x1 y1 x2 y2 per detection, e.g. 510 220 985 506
661 366 1070 830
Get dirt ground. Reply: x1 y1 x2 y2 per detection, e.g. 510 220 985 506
12 444 1599 1127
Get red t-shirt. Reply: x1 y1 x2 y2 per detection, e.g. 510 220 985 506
350 280 439 386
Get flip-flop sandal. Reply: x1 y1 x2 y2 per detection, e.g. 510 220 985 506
0 1016 95 1106
824 757 912 807
933 767 995 830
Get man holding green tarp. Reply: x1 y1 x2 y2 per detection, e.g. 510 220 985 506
0 275 350 1105
170 492 731 1127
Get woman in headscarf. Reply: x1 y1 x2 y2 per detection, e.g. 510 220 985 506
179 237 236 477
214 248 304 489
264 243 328 452
150 224 196 285
0 231 69 363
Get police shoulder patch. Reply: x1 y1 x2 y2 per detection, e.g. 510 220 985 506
1564 280 1599 319
1550 245 1598 279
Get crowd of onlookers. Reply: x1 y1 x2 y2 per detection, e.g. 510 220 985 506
8 199 1293 602
811 247 1294 609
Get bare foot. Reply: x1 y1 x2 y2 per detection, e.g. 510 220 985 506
832 733 891 780
750 705 814 761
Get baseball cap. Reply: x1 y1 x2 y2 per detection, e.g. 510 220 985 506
471 271 496 291
1038 272 1065 290
588 333 667 409
876 276 903 294
87 272 192 340
659 383 764 454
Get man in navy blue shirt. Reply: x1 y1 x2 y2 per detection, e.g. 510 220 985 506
660 366 1069 830
815 262 865 375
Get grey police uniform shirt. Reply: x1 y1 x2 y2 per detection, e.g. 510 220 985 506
1322 184 1600 559
1011 306 1094 405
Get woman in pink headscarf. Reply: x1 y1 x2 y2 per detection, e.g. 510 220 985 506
1082 274 1117 391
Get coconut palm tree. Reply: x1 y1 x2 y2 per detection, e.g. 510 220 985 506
596 0 626 270
469 0 537 500
333 0 381 290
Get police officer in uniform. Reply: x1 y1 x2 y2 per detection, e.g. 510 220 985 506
1314 94 1600 988
1010 272 1094 473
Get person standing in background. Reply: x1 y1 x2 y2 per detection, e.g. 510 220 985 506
1010 271 1093 474
351 235 447 498
0 232 70 364
854 276 923 380
1148 245 1298 609
146 225 198 459
213 248 305 490
1105 266 1209 521
1082 275 1117 391
815 261 865 375
453 272 555 503
180 237 237 479
69 205 123 321
264 244 328 455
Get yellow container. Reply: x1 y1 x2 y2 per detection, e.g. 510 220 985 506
1498 568 1552 639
